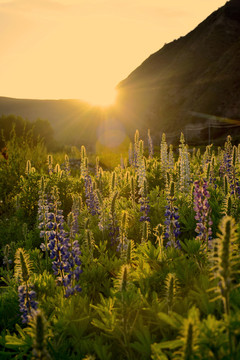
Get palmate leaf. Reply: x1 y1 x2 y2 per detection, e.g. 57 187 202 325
180 239 202 256
93 336 112 360
153 339 184 350
91 296 117 334
3 323 32 353
54 295 92 341
136 241 161 271
198 314 227 357
157 312 183 329
130 322 154 358
151 342 171 360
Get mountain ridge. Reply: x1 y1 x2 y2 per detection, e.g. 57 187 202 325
116 0 240 141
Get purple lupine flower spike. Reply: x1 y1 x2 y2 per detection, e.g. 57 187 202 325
193 178 213 248
164 182 181 249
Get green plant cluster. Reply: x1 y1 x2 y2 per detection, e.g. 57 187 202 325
0 131 240 360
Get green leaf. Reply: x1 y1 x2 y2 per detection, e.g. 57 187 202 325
156 339 183 350
157 312 182 329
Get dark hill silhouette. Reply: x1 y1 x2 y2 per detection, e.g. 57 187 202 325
1 0 240 147
116 0 240 143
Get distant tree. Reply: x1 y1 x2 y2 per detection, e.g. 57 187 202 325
0 115 56 150
32 118 55 148
0 114 28 148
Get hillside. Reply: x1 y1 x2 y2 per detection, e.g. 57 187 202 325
116 0 240 143
0 97 114 149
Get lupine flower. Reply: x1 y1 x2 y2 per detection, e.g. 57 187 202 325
219 136 232 179
139 180 150 222
109 171 117 194
15 248 38 324
128 142 133 166
168 144 174 172
18 284 38 323
164 182 181 248
179 133 190 193
117 210 128 253
130 175 136 207
70 194 81 235
64 154 70 176
120 155 124 169
208 155 217 189
228 146 240 198
25 160 35 175
80 145 88 179
202 144 212 171
193 179 213 248
47 155 53 175
148 129 154 159
137 140 146 193
54 163 62 176
238 144 240 164
84 175 99 216
40 186 82 297
38 177 50 266
109 191 120 246
209 216 240 316
2 244 12 271
134 130 140 167
30 310 51 360
160 133 168 177
164 273 179 313
83 218 95 257
95 156 100 179
62 236 82 298
141 220 150 243
137 141 150 222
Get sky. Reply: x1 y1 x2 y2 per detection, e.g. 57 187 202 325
0 0 227 106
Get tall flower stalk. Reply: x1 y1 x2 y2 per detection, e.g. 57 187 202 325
210 216 240 357
80 145 88 179
30 310 51 360
210 216 239 316
148 129 153 159
47 155 53 175
179 133 190 193
84 175 99 216
128 142 133 166
40 186 82 297
109 191 119 246
137 140 150 223
15 248 38 324
134 130 140 167
193 179 213 249
38 177 49 269
164 182 180 248
64 154 70 176
117 210 128 254
160 133 168 179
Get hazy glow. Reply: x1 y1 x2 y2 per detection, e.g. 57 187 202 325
0 0 227 105
97 119 126 147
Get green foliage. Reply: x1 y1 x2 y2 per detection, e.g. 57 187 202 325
209 216 240 315
1 132 240 359
0 284 20 332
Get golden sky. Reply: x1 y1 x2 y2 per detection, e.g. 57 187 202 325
0 0 227 105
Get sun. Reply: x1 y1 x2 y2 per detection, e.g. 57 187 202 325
83 87 117 107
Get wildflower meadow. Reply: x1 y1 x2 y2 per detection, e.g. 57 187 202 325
0 130 240 359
